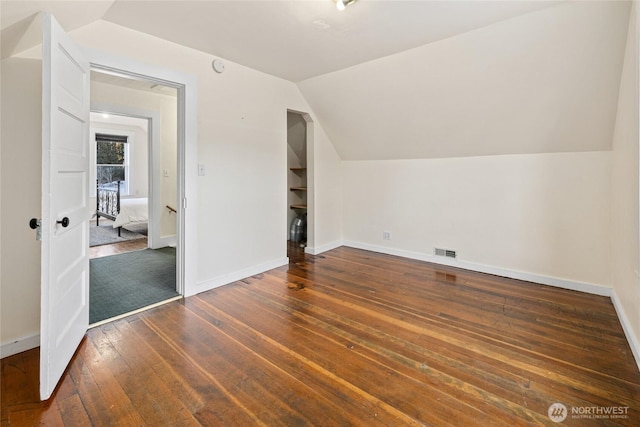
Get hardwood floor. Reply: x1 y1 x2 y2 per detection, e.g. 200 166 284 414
2 247 639 426
287 239 306 264
89 231 148 259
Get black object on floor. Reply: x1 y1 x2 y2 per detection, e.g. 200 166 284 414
89 247 178 324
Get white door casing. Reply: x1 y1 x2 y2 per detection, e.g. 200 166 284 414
40 13 90 400
83 50 198 298
90 103 166 251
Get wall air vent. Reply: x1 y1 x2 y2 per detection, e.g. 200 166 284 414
434 248 456 259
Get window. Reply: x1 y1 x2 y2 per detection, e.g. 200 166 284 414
96 133 129 195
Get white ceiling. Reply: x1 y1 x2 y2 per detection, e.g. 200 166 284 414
2 0 558 82
91 69 178 96
90 110 149 130
299 1 631 159
0 1 631 160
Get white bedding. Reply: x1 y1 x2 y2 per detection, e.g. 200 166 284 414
113 198 148 228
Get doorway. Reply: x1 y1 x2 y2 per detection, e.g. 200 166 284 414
88 69 179 325
287 111 310 262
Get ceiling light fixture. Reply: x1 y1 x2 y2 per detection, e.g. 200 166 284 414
335 0 357 11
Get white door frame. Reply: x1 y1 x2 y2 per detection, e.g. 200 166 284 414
90 104 171 250
82 48 198 296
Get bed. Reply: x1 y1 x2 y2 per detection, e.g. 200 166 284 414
96 180 148 235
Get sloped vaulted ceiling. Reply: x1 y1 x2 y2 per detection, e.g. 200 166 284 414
1 1 631 160
0 0 559 80
298 1 631 160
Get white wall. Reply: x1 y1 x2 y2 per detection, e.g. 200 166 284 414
343 152 612 290
308 122 343 254
0 18 343 351
611 1 640 367
0 58 42 354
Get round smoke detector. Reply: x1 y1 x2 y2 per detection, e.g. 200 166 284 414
212 59 225 73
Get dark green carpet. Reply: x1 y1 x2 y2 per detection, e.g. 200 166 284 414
90 247 178 324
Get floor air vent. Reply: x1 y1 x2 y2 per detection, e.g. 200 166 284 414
434 248 457 259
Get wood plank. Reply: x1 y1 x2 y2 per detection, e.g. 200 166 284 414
277 262 627 377
187 295 434 426
57 394 92 426
140 304 312 426
87 326 177 425
281 250 628 370
197 287 517 426
273 263 639 402
2 246 639 425
229 277 546 422
103 319 203 426
69 334 147 425
89 237 148 259
250 272 635 413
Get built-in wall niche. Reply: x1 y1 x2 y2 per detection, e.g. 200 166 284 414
289 167 307 209
287 112 307 241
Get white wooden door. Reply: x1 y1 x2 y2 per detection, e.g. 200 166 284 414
40 13 90 400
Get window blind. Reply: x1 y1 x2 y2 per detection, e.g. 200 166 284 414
95 133 128 143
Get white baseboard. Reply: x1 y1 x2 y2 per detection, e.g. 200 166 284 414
152 234 176 249
188 257 289 297
1 334 39 359
611 290 640 372
342 241 612 297
305 240 344 255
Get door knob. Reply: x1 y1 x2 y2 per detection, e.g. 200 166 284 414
56 217 70 227
29 218 42 240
